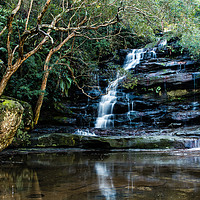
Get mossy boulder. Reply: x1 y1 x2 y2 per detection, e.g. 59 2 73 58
0 99 24 152
1 96 34 130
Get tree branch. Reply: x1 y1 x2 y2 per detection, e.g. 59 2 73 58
75 28 121 40
38 26 54 44
7 0 22 67
59 63 100 99
0 26 7 37
37 0 51 24
25 0 34 31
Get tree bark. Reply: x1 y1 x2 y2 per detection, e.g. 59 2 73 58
34 70 50 125
0 59 21 96
0 70 13 96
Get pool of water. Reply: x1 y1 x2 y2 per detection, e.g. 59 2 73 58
1 149 200 200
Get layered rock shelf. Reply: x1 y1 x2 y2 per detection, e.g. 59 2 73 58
26 125 200 149
89 46 200 128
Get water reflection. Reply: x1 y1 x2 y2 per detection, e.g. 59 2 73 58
95 163 116 200
0 167 43 200
1 150 200 199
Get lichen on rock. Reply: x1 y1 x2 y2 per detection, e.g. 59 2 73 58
0 99 24 152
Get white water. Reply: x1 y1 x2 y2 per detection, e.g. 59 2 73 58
74 129 96 136
95 48 156 128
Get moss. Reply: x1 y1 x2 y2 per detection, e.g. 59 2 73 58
54 102 73 115
0 99 21 111
35 133 80 147
167 90 188 97
2 99 14 106
28 133 181 149
0 99 24 151
1 96 34 130
133 137 172 149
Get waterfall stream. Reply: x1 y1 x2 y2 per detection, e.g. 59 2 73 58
95 48 156 128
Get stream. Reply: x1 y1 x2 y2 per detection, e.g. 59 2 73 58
1 149 200 200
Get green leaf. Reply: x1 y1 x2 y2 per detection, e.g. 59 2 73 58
0 47 7 52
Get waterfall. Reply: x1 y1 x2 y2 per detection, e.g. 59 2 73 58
95 48 156 128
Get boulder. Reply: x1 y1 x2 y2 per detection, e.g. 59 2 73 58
0 99 24 152
18 100 34 131
1 96 34 130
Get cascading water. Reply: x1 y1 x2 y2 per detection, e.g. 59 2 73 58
95 48 157 128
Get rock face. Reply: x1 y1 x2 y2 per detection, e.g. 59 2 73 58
0 99 24 152
87 44 200 128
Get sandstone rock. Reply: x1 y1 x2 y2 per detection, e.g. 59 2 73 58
0 99 24 152
1 96 34 131
138 71 200 87
30 132 186 149
18 100 34 131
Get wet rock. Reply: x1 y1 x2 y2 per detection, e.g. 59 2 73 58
135 59 196 73
169 111 200 123
31 133 81 147
117 49 131 64
113 102 128 114
76 113 92 127
86 103 99 115
53 116 76 125
138 71 200 88
133 100 157 111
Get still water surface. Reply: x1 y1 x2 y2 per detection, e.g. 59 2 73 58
1 149 200 200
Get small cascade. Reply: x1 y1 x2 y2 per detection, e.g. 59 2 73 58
74 129 96 136
184 138 200 149
193 72 197 92
126 94 134 125
95 48 156 128
158 39 167 47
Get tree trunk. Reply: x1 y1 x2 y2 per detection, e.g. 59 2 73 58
0 69 15 96
34 70 50 125
34 48 54 125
